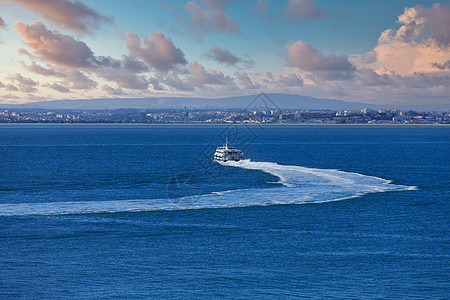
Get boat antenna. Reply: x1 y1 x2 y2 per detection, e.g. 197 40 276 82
225 136 228 148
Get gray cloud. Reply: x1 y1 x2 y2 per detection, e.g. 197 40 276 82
5 84 19 91
356 68 391 87
188 60 234 86
432 60 450 70
97 68 149 90
0 16 6 43
122 55 149 73
393 72 450 89
3 0 113 34
205 45 254 68
8 73 38 92
206 45 239 66
62 70 97 90
254 0 271 21
101 85 126 95
162 74 194 91
44 82 70 93
126 31 187 72
283 0 328 22
1 93 19 99
24 61 66 77
185 0 240 35
234 72 260 89
277 73 304 87
286 40 355 80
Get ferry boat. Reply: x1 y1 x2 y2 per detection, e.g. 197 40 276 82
214 138 243 162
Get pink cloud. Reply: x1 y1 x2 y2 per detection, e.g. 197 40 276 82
16 21 96 67
286 40 355 80
357 3 450 76
15 22 154 91
4 0 113 34
126 31 187 72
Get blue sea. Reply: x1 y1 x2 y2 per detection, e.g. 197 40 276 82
0 124 448 298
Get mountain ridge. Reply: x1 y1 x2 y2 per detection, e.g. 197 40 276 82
2 93 448 111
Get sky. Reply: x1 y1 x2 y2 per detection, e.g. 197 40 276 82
0 0 449 106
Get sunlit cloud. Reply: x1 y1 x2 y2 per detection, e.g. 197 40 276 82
2 0 113 34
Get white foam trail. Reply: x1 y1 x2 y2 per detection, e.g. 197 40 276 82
0 160 416 216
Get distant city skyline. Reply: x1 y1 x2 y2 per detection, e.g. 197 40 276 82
0 0 449 106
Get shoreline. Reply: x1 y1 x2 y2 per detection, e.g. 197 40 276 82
0 123 448 126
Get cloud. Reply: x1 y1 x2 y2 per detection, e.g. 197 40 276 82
62 70 97 90
355 68 391 87
205 45 254 68
101 85 126 95
121 55 149 73
97 68 149 90
392 72 450 89
126 31 187 72
16 21 97 67
188 60 234 86
165 0 240 39
432 60 450 71
357 3 450 76
379 3 450 47
94 55 150 90
162 73 194 91
4 0 113 34
5 84 19 91
16 22 154 91
0 16 5 42
1 93 19 99
24 61 66 77
8 73 38 92
254 0 271 21
286 40 355 80
44 82 70 93
234 72 260 89
283 0 328 22
206 45 239 66
277 73 304 87
185 0 240 35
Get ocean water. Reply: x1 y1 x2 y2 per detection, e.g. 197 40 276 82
0 124 448 298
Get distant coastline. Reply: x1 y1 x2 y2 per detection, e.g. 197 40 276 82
1 123 448 126
1 107 448 125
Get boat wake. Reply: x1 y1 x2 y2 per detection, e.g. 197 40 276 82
0 160 417 216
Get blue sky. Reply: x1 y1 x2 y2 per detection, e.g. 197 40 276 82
0 0 449 105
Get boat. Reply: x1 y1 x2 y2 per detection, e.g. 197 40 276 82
214 138 243 162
